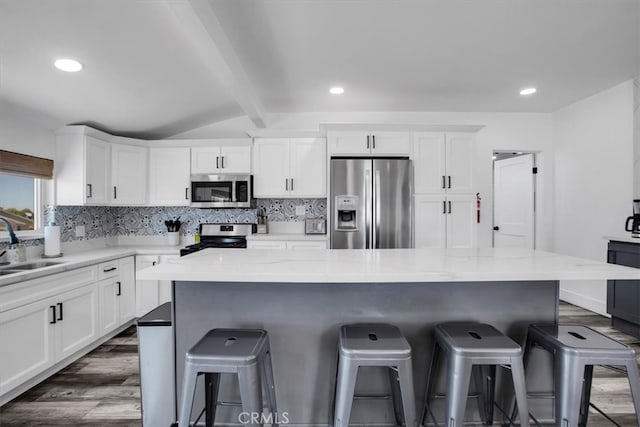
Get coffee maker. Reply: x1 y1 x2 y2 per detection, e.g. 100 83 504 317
625 199 640 237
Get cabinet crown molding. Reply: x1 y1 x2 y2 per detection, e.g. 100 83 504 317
321 124 485 134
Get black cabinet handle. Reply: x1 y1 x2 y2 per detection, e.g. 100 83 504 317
103 267 117 272
113 186 117 199
50 306 57 324
57 302 63 321
448 201 452 214
442 201 446 214
290 178 294 191
366 135 370 149
221 156 224 169
152 261 157 266
372 135 376 149
448 176 452 189
493 226 500 231
116 281 122 296
442 176 446 189
87 184 92 198
285 179 288 191
216 156 219 169
185 187 189 200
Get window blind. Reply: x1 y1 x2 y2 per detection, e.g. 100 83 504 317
0 150 53 179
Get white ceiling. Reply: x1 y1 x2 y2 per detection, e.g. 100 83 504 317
0 0 638 138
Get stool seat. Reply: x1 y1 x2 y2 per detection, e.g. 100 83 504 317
529 324 633 354
339 323 411 360
435 322 522 358
186 329 268 367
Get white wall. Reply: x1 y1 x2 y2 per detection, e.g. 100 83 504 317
553 80 635 315
175 111 554 250
0 101 57 159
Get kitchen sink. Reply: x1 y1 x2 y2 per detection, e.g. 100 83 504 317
8 261 63 270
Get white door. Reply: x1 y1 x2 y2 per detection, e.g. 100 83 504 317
445 133 474 194
370 132 411 156
135 256 160 317
98 279 119 334
220 145 251 173
493 154 535 249
414 195 447 248
84 136 110 205
56 284 99 361
252 139 290 197
191 147 221 174
328 131 370 155
111 143 148 205
446 194 476 248
0 299 56 394
149 147 191 206
413 133 446 194
290 138 326 197
118 257 136 322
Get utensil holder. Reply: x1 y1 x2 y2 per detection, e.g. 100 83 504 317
166 232 180 246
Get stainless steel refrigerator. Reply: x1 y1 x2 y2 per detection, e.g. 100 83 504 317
330 158 412 249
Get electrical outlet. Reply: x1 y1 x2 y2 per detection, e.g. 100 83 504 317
75 225 85 237
295 205 306 216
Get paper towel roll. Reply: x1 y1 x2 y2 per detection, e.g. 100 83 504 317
44 225 61 257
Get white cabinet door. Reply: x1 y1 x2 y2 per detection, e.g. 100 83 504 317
111 143 148 205
158 255 179 305
98 279 119 335
328 131 370 155
445 133 474 194
446 194 476 248
370 132 411 156
0 299 55 394
290 138 326 197
247 241 287 249
413 133 446 194
285 241 327 249
220 145 251 173
117 257 136 323
85 136 110 205
414 195 447 249
149 147 191 206
56 284 99 361
135 256 160 317
191 147 220 174
253 139 290 197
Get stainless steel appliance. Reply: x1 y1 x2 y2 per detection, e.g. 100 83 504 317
180 223 253 256
305 218 326 235
330 158 412 249
625 199 640 237
190 174 251 208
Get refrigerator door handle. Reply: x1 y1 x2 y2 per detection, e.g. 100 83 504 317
365 168 372 249
374 170 381 249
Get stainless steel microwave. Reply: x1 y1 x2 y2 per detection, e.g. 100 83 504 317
190 174 252 208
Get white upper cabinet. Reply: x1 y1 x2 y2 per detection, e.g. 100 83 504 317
55 129 111 206
414 194 476 249
111 143 148 206
446 194 476 248
253 138 326 198
413 132 474 194
328 130 411 156
191 145 251 174
149 147 191 206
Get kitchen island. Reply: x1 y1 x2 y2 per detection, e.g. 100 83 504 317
138 248 640 426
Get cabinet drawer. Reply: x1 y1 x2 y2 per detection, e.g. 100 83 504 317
98 260 120 280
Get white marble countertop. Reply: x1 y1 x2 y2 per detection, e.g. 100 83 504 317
605 235 640 244
137 247 640 283
0 245 182 288
246 233 328 241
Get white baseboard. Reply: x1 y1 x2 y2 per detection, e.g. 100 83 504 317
559 288 609 317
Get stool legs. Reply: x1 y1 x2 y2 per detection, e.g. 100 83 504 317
396 358 418 427
261 348 278 426
333 358 358 427
445 355 473 427
555 356 585 427
204 373 220 427
510 358 530 427
420 343 440 425
238 363 264 427
179 362 198 427
578 365 593 426
625 359 640 425
389 368 405 425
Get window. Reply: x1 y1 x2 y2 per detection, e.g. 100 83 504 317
0 173 39 232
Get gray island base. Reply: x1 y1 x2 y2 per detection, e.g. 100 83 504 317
173 279 559 426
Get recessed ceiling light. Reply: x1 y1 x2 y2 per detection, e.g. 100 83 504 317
519 87 537 96
54 58 83 72
329 86 344 95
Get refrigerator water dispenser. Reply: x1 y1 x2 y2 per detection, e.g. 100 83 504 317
335 196 358 231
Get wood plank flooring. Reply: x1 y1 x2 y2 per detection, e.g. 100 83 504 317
0 302 638 426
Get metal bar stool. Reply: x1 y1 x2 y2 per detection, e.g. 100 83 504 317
178 329 278 427
520 323 640 427
421 322 530 427
331 323 417 427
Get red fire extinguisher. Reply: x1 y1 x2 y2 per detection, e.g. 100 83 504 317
476 193 481 224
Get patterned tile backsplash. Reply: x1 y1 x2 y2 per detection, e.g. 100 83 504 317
0 199 326 249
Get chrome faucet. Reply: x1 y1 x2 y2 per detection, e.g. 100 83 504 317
0 218 19 245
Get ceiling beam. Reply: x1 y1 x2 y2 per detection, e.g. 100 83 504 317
169 0 267 128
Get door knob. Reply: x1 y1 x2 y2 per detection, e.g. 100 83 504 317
493 226 500 231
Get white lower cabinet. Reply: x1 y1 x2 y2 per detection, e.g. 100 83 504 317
247 240 327 249
135 254 177 317
99 257 136 334
414 194 476 249
56 284 99 361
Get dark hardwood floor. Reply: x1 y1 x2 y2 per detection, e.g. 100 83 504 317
0 302 638 426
